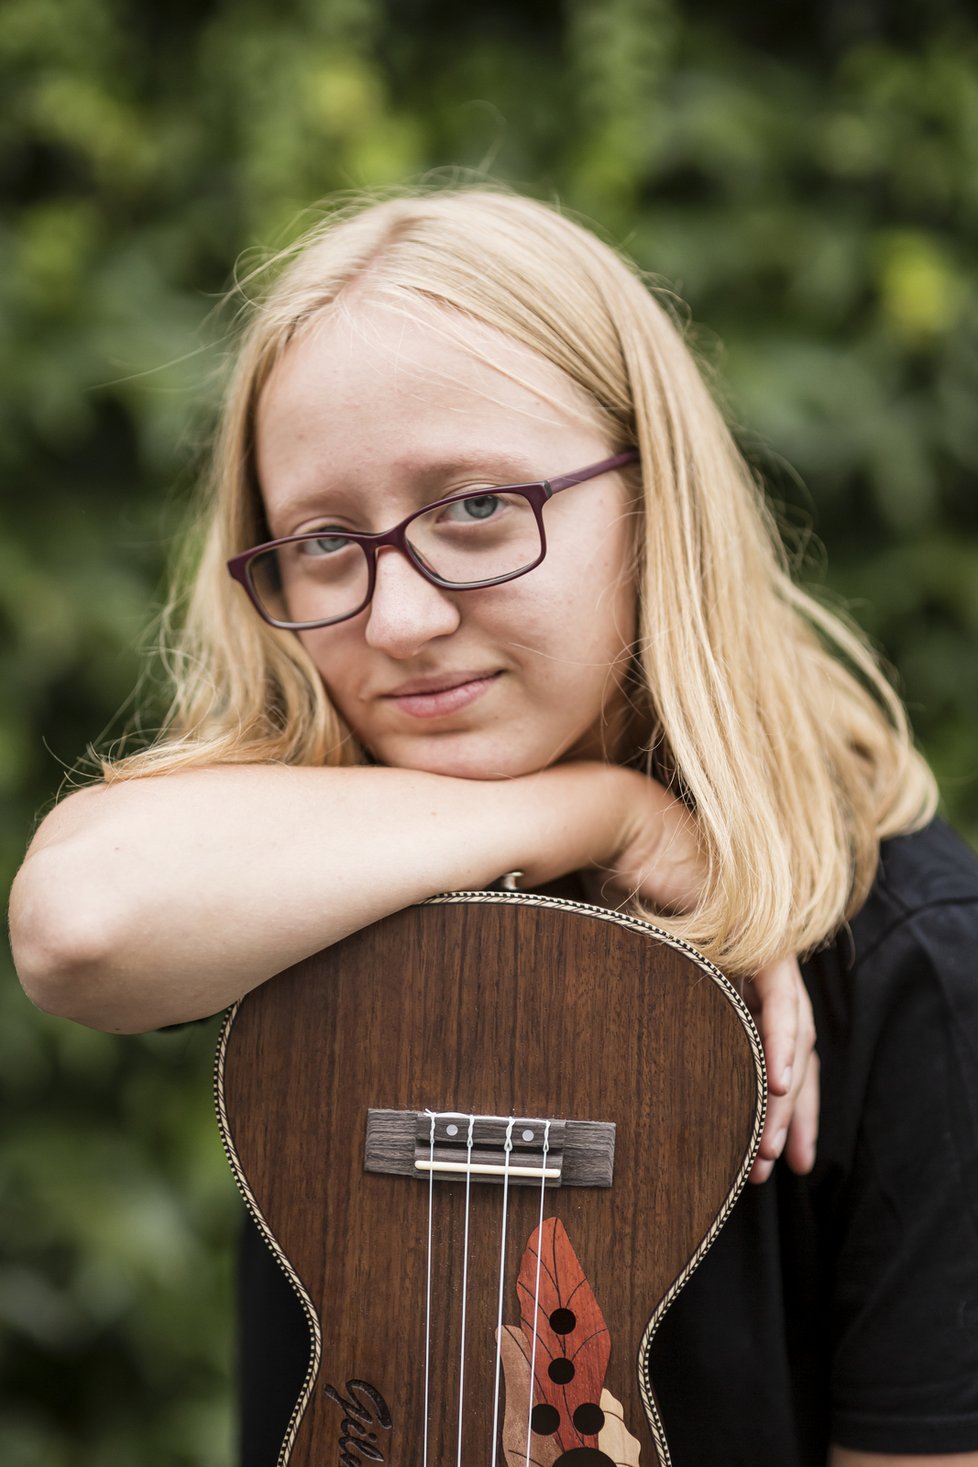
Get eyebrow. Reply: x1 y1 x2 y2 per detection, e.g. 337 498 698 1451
267 451 544 526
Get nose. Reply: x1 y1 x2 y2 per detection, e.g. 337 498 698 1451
363 546 462 656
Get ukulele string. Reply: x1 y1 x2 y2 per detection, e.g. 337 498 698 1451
422 1108 437 1467
490 1116 516 1467
524 1120 552 1467
455 1114 475 1467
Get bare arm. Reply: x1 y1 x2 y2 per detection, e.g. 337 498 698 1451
10 758 816 1185
9 760 688 1034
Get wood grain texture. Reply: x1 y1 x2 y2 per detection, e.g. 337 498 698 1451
216 893 765 1466
497 1326 560 1467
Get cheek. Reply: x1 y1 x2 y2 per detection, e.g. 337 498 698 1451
535 527 636 664
607 554 639 653
295 627 358 705
297 628 329 676
498 563 636 712
545 488 636 611
594 522 638 667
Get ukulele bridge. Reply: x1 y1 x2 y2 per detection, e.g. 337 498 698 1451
364 1110 615 1187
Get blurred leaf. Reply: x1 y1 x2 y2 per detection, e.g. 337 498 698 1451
3 1 977 1460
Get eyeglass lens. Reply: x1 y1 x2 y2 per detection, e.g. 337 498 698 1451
248 490 543 627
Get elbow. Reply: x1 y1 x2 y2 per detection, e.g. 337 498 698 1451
9 852 148 1034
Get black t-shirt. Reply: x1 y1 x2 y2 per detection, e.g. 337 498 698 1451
235 818 978 1465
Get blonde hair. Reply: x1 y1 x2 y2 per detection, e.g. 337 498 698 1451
104 187 937 972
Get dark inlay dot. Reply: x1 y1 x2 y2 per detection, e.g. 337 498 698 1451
548 1356 575 1384
531 1403 561 1436
573 1402 606 1436
553 1451 616 1466
548 1306 576 1335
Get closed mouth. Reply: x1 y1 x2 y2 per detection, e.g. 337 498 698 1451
382 671 502 718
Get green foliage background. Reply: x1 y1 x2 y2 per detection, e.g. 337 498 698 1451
3 1 977 1461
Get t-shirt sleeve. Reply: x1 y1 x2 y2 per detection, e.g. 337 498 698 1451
828 899 978 1454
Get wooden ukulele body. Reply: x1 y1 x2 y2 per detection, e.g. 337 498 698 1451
216 892 765 1466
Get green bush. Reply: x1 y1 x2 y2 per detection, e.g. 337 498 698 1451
3 1 976 1458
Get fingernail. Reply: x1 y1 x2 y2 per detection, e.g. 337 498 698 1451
772 1128 787 1156
780 1066 792 1091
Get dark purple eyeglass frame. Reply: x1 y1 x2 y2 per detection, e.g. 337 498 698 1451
226 448 640 631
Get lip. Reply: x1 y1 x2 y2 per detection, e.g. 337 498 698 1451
382 671 502 719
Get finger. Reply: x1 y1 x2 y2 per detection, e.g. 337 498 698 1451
784 1051 820 1175
749 975 817 1184
749 1078 800 1184
750 1091 791 1184
755 1042 812 1160
749 1048 818 1185
748 956 802 1096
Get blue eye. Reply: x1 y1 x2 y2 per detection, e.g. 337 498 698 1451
462 495 500 520
298 532 350 557
441 494 501 523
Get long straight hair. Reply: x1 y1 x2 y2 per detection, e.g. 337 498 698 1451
103 188 937 973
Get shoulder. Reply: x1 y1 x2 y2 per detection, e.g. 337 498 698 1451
800 822 978 1452
809 815 978 1191
839 817 978 980
804 819 978 1173
802 818 978 1051
855 816 978 938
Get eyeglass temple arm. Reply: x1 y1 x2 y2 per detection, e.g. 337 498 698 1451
547 449 640 497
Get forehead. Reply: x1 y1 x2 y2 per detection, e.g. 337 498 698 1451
254 299 604 501
264 295 595 411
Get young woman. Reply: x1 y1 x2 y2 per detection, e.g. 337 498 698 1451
10 189 978 1467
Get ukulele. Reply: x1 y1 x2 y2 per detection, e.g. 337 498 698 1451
215 889 765 1466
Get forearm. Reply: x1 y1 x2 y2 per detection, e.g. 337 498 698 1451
9 761 632 1033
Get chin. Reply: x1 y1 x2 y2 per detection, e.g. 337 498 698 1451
378 733 553 782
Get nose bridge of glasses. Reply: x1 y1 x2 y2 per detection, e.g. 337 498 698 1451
366 512 439 581
369 534 451 601
362 539 462 648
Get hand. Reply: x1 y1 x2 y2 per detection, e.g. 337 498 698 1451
593 766 706 914
741 955 819 1184
594 768 819 1186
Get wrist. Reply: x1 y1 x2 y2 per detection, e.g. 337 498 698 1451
497 761 633 889
577 764 704 914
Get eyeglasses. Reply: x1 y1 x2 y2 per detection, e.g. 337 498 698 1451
227 450 639 631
